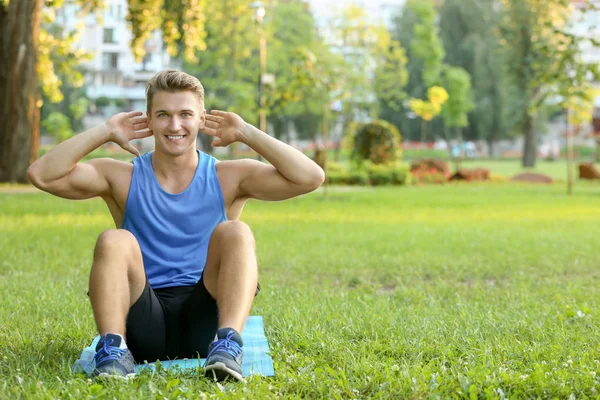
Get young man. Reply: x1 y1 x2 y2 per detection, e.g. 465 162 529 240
27 70 324 381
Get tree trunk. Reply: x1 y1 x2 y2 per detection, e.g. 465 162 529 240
197 134 214 155
566 110 573 196
322 101 329 198
0 0 42 183
521 114 536 167
487 139 495 158
595 137 600 163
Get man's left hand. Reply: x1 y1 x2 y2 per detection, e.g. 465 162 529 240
202 110 248 147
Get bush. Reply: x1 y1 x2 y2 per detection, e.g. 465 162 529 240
327 170 370 186
325 163 411 186
352 120 402 165
95 96 111 108
326 161 346 173
368 163 411 186
114 98 129 108
41 112 73 142
410 159 450 184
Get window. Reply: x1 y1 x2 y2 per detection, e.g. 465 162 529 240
102 73 118 85
102 53 119 70
141 54 152 70
103 28 116 44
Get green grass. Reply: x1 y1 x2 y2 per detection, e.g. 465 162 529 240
2 184 600 398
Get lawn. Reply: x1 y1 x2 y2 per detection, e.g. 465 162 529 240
459 159 589 182
1 183 600 398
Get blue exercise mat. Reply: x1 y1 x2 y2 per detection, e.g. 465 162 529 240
72 316 274 377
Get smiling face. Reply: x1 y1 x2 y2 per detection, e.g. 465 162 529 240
147 90 206 157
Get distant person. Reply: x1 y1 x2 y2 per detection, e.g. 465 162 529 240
27 70 325 381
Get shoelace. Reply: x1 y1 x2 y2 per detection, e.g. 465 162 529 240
207 331 242 360
95 337 126 366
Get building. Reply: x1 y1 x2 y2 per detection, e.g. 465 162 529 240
569 0 600 111
55 0 175 131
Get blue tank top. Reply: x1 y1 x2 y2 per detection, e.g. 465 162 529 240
121 150 227 289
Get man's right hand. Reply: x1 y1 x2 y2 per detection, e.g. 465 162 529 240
106 111 153 157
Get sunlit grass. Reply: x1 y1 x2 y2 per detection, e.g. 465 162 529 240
1 184 600 398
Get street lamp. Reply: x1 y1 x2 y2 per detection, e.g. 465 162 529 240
253 2 267 161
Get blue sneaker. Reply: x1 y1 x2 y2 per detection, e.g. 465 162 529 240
204 328 244 382
93 333 135 379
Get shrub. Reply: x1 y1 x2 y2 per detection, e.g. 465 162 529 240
95 96 111 108
41 112 73 142
352 120 402 165
326 161 346 173
114 98 129 108
327 170 370 186
410 159 450 184
342 121 361 151
368 163 411 186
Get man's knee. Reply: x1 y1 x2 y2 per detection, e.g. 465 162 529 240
94 229 139 259
213 221 255 247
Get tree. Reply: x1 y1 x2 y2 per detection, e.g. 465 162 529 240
263 0 324 141
0 0 43 182
403 0 462 151
183 0 261 154
408 0 445 88
408 86 449 146
326 4 409 162
440 66 474 163
563 88 597 195
2 0 97 181
373 39 409 114
379 0 445 142
39 17 93 141
42 112 73 142
1 0 208 182
550 7 600 194
438 0 511 154
500 0 600 167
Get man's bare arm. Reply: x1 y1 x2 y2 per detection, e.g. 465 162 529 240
203 110 325 201
27 111 150 199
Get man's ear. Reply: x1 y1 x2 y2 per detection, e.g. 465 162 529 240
198 108 206 129
146 111 151 124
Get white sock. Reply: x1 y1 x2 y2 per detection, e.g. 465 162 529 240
114 334 128 350
104 333 128 350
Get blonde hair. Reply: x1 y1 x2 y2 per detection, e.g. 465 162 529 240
146 70 205 113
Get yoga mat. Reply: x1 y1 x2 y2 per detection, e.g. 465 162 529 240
72 316 274 377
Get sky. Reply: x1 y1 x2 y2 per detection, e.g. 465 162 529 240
306 0 407 26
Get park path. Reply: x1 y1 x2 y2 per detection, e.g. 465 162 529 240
0 186 40 194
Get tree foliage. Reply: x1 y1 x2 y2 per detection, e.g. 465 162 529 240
409 86 448 122
438 0 508 148
500 0 600 166
1 0 213 181
440 66 474 129
128 0 207 63
407 0 445 87
373 39 409 112
42 112 73 142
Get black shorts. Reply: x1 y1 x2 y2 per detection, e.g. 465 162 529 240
125 274 218 363
125 275 261 364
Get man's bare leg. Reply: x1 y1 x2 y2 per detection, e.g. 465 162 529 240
202 220 258 333
88 229 146 377
88 229 147 335
202 220 258 381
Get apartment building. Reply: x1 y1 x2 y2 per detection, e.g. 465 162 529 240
55 0 175 129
